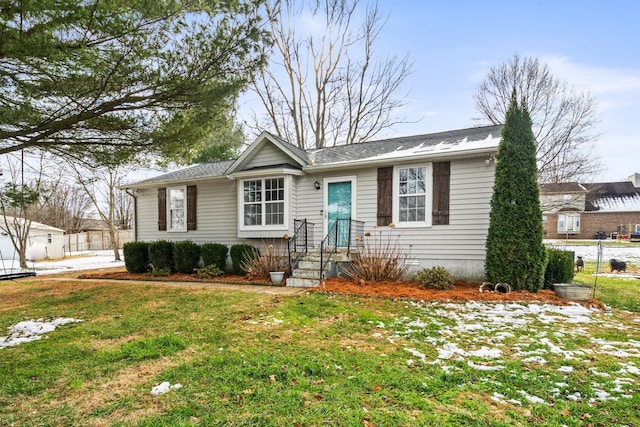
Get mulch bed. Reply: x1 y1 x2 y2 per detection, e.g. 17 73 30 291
76 268 603 307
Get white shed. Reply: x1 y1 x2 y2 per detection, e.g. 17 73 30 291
0 217 65 261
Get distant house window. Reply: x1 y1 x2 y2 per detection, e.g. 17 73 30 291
542 215 548 224
47 233 52 243
242 177 286 227
558 213 580 234
393 164 432 226
167 186 187 231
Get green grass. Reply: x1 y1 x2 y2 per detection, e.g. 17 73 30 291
573 261 640 311
1 279 639 426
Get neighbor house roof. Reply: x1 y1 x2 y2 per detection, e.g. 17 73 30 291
0 216 64 233
539 182 587 193
586 181 640 212
123 125 503 188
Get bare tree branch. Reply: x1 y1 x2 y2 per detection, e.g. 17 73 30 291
473 54 601 183
250 0 412 149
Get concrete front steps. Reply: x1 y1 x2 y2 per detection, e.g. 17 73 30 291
286 251 351 288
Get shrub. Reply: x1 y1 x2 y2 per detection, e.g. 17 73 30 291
196 264 225 279
342 230 411 281
242 242 288 279
149 267 171 277
201 243 228 270
123 241 149 273
413 266 455 290
173 240 201 274
148 240 174 273
544 249 575 289
230 243 257 275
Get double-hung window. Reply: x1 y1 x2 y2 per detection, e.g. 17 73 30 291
167 186 186 231
242 177 285 227
393 164 432 226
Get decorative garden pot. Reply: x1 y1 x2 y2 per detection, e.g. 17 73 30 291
553 283 592 301
269 271 285 285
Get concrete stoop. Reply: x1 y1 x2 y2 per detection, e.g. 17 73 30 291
286 251 351 288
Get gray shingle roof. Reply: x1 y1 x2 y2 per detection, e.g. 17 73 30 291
309 125 502 165
125 125 503 187
128 160 234 186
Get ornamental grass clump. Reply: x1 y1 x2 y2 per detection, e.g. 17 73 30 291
242 241 288 279
413 266 455 290
342 229 411 282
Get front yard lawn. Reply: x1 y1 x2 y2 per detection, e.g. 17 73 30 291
1 278 638 426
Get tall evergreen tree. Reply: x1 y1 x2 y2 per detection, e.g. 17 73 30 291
485 94 547 292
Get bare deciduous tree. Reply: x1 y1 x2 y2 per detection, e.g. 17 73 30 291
251 0 411 149
32 182 93 233
473 55 601 183
0 154 46 267
67 161 134 261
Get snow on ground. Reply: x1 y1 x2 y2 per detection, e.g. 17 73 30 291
545 240 640 265
389 301 640 406
0 318 83 349
0 250 124 276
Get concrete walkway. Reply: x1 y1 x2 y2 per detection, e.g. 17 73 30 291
34 276 308 295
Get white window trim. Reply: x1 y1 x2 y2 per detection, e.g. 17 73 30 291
167 185 187 232
392 163 432 228
238 175 290 231
557 213 580 234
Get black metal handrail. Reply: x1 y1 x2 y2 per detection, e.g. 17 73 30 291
319 219 365 280
287 219 314 275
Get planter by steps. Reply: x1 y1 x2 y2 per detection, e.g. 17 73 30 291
553 283 592 301
269 271 285 285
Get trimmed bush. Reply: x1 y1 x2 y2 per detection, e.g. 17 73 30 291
230 244 257 275
413 266 455 290
173 240 201 274
544 249 575 289
123 241 149 273
196 264 225 279
201 243 228 270
148 240 174 272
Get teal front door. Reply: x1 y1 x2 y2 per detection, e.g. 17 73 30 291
326 180 353 247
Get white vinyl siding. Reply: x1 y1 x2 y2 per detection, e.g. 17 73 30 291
132 157 495 280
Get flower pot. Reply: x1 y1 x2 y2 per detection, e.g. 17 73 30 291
269 271 285 285
553 283 592 301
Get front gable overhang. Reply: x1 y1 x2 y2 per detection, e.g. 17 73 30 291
226 131 308 175
229 166 306 180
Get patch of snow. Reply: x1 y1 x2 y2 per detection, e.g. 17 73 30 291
557 366 574 373
151 381 182 396
4 250 125 275
0 318 83 349
517 390 547 405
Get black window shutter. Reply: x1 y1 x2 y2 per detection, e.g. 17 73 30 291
377 167 393 226
432 162 450 225
158 188 167 231
187 185 197 230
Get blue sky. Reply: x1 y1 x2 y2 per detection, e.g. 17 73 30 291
369 0 640 182
238 0 638 182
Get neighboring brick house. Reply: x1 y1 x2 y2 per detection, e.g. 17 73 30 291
540 173 640 240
